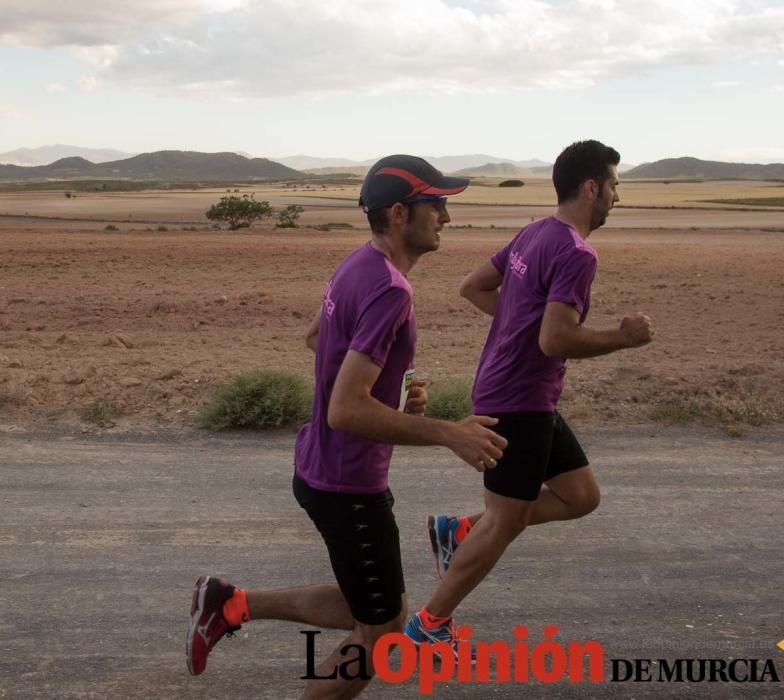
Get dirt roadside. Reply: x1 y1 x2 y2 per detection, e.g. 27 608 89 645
1 426 782 699
2 184 783 698
2 224 783 435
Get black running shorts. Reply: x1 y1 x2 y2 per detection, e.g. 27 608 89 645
292 474 405 626
483 411 589 501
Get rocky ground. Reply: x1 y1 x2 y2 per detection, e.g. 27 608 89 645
1 218 782 437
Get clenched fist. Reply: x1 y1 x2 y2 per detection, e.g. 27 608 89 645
448 415 508 472
404 379 428 416
620 313 654 348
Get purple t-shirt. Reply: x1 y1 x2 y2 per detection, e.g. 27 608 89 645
472 216 597 413
294 242 416 494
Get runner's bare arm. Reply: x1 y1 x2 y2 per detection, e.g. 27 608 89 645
459 261 503 317
328 350 507 470
305 310 321 352
539 301 653 359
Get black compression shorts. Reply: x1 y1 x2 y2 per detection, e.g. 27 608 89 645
292 474 405 626
483 411 589 501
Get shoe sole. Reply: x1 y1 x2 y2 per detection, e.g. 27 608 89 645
185 575 210 675
426 515 446 579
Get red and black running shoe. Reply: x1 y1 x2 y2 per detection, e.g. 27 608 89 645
186 575 241 675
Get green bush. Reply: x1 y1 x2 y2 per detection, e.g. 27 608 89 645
499 179 525 187
104 224 119 231
199 370 311 430
206 194 273 230
426 378 473 421
277 204 305 228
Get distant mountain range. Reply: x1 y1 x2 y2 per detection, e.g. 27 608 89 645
0 149 555 181
625 157 784 180
276 155 374 171
452 162 552 177
0 150 303 181
1 146 781 182
0 144 135 167
276 154 552 174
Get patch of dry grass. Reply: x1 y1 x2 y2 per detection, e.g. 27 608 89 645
79 400 122 427
561 395 595 422
0 383 26 408
651 391 778 436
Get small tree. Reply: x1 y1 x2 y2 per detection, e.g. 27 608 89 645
277 204 305 228
206 194 273 230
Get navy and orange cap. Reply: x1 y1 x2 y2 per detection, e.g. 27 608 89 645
359 155 469 212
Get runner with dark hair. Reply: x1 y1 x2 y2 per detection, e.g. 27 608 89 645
406 140 654 648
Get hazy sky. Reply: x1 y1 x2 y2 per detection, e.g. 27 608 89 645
1 0 782 164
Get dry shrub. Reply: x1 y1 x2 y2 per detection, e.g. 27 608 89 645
426 378 473 421
198 370 311 430
79 400 122 427
0 383 26 407
651 393 777 432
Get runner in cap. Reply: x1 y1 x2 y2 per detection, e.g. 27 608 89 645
186 155 507 698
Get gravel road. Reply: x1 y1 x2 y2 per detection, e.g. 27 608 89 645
1 426 782 699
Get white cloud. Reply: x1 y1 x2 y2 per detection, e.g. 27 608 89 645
1 0 783 97
0 0 243 46
77 75 99 92
70 45 120 70
713 80 741 87
0 99 28 121
44 83 68 94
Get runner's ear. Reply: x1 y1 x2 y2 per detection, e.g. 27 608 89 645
388 202 407 226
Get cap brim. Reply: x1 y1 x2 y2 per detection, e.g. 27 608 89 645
419 174 470 197
360 165 470 211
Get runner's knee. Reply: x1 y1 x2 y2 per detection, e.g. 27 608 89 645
572 480 600 517
484 506 532 542
549 466 600 518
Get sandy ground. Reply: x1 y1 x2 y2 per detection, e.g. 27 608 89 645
1 427 782 699
1 187 783 699
2 183 784 229
1 199 783 434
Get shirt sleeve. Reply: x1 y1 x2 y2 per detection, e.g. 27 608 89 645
490 245 509 275
547 248 597 316
349 286 412 368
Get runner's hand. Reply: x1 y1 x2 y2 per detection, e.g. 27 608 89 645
404 379 428 416
449 415 507 472
620 312 654 348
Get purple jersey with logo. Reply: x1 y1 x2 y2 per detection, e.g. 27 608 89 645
472 216 597 413
295 242 416 494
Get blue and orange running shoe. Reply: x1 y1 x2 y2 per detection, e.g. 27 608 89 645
186 576 241 676
427 514 460 578
404 611 475 664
